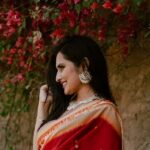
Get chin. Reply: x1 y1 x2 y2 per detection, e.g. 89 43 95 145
64 89 69 95
64 91 71 95
64 89 74 95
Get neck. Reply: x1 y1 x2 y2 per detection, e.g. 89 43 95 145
75 84 95 102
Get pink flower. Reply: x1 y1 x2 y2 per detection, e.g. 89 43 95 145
6 20 13 27
68 11 77 28
19 61 25 67
8 27 16 34
34 39 44 50
18 49 25 56
3 27 16 37
98 29 106 41
79 20 87 28
16 73 25 81
15 37 25 48
10 48 17 54
73 0 81 4
122 46 128 57
12 73 25 83
113 4 123 14
0 24 3 30
7 10 22 26
53 16 63 25
102 1 112 9
32 51 39 58
7 57 13 65
50 28 64 39
58 2 68 10
90 2 99 11
81 8 90 16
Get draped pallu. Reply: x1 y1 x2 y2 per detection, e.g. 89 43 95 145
36 100 123 150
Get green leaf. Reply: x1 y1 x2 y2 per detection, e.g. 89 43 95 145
0 41 5 51
43 11 49 19
74 26 79 34
33 0 40 3
6 44 11 50
144 31 150 38
28 37 33 43
0 109 9 117
22 103 30 112
118 0 124 3
18 19 26 34
0 46 4 51
133 0 143 6
82 0 93 8
7 146 14 150
75 4 81 14
51 10 59 20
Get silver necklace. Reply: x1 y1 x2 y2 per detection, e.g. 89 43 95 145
67 95 100 111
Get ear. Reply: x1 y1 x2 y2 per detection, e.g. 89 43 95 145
79 57 90 72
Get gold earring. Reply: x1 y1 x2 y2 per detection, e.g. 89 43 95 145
79 71 92 84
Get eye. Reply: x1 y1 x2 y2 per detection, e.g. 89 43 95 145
57 64 65 72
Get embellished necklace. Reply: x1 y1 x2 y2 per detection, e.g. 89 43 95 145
67 94 101 111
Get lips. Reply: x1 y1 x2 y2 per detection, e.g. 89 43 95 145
63 82 67 88
61 81 67 88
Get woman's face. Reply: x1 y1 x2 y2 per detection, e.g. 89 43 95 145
56 52 82 95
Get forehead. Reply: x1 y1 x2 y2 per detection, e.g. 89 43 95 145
56 52 66 63
56 52 79 70
56 52 70 67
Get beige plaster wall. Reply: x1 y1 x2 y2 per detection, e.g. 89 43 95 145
107 38 150 150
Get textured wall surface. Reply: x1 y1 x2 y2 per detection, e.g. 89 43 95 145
107 38 150 150
0 38 150 150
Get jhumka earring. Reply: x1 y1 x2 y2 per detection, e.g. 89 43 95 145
79 71 92 84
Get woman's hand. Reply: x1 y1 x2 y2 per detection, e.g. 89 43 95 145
33 85 53 150
39 84 52 103
37 84 53 121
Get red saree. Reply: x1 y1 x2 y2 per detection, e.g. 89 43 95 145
36 99 123 150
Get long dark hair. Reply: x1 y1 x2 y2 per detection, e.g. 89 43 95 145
39 35 114 129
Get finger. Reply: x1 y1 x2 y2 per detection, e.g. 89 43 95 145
40 84 48 91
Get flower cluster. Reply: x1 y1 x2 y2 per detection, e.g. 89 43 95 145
0 0 149 84
102 1 123 14
0 10 22 38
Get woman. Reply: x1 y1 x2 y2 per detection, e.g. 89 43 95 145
33 35 123 150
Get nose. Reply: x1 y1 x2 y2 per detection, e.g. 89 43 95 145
56 71 61 83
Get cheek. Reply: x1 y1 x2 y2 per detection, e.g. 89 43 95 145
67 71 81 92
70 74 80 85
62 64 81 95
68 67 80 83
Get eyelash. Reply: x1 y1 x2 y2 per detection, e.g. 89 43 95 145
57 66 65 71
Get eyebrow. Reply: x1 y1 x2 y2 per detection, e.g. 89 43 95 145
56 63 65 69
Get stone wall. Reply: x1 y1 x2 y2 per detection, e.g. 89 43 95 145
107 38 150 150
